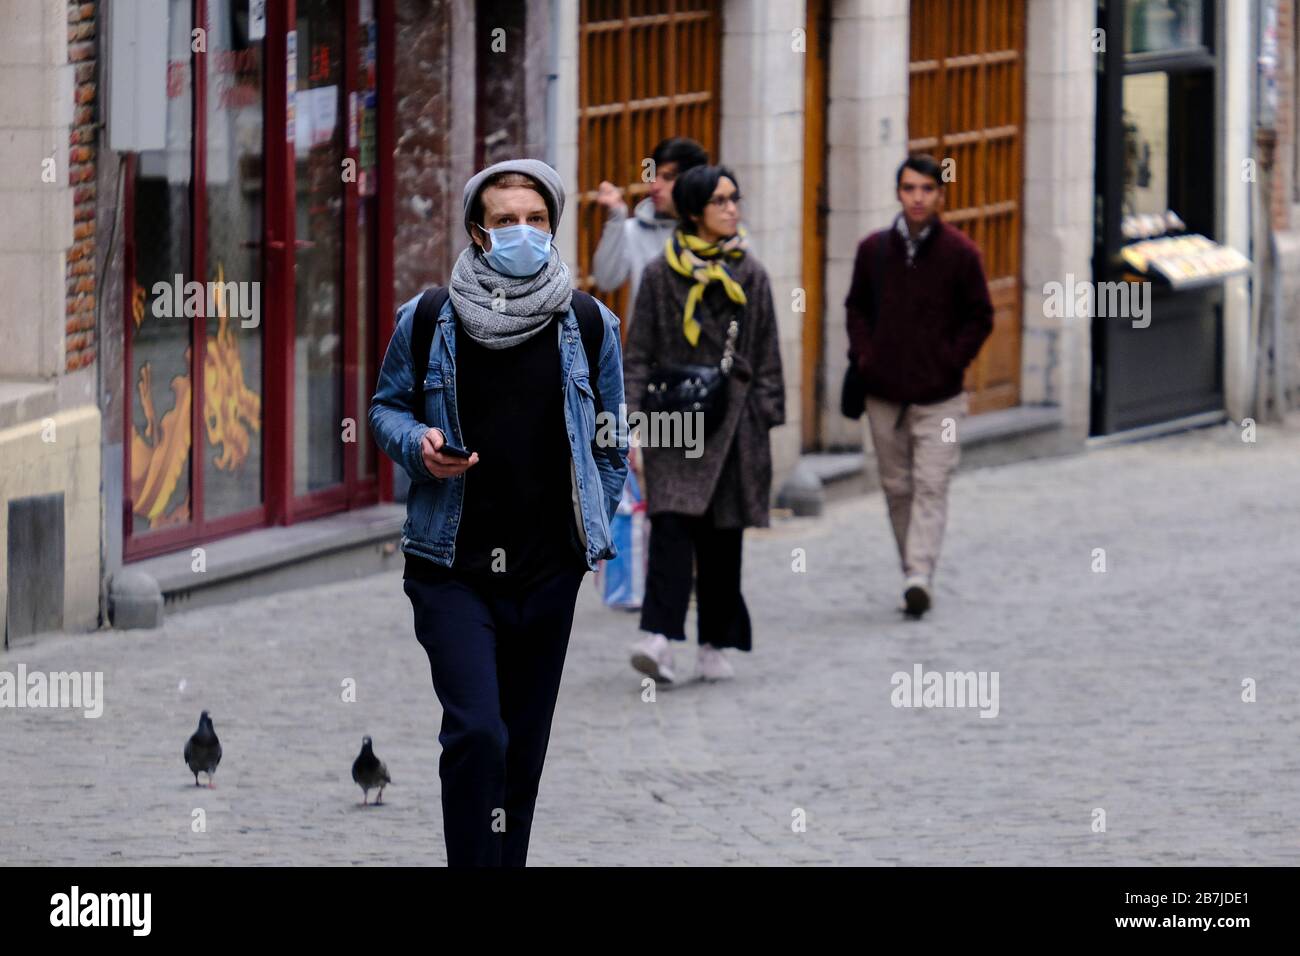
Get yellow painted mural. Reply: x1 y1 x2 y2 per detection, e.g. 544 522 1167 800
131 263 262 530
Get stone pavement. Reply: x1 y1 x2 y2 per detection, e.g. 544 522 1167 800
3 421 1298 865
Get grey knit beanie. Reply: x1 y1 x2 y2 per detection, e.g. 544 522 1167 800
462 158 566 239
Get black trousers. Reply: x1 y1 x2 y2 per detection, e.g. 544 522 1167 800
638 511 752 651
404 567 585 867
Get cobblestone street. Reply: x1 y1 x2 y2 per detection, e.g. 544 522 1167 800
3 422 1298 866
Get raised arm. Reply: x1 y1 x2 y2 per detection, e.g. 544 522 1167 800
590 206 633 292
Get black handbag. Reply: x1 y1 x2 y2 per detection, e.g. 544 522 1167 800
840 361 867 419
644 309 740 436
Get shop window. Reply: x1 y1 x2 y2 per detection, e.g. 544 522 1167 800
129 0 194 537
1121 72 1169 217
293 0 347 496
125 0 383 558
204 0 265 521
1124 0 1205 56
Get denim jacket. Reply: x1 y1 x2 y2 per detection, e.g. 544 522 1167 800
368 292 630 571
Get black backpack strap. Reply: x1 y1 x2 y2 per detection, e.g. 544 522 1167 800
570 290 622 470
571 291 605 405
410 286 450 418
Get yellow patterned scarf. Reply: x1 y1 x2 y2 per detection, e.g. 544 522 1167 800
664 227 748 346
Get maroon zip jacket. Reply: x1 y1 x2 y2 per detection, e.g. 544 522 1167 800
844 217 994 405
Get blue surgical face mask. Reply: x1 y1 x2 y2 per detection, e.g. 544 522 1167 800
477 223 553 277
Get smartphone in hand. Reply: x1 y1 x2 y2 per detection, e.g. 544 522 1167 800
440 440 472 460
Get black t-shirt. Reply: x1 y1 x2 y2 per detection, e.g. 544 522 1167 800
403 313 589 593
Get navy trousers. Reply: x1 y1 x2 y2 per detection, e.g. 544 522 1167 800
404 567 585 867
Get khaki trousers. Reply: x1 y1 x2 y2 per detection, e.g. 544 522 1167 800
863 391 967 582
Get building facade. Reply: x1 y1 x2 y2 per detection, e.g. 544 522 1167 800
1 0 1293 640
1 0 103 644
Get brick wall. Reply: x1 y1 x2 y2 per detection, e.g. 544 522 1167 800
66 0 96 372
1282 2 1300 411
1270 0 1294 231
1258 1 1300 415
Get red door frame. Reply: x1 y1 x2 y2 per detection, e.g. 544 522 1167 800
263 0 293 527
374 0 396 504
122 0 270 562
271 0 380 525
124 0 390 561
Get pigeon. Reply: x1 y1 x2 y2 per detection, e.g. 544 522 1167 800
352 736 391 806
184 711 222 788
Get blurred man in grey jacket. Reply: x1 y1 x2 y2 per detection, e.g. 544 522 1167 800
590 137 708 323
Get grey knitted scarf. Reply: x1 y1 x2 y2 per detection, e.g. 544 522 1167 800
448 244 574 349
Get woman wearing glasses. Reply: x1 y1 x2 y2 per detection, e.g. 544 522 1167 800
622 165 786 684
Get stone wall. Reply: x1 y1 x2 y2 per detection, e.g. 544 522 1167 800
551 0 580 267
0 0 102 637
0 0 74 382
719 0 807 492
820 0 909 449
1021 0 1095 437
0 407 101 642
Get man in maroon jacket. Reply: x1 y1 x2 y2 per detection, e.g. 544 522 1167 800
844 154 993 619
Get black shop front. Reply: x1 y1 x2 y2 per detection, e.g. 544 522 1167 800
1092 0 1250 436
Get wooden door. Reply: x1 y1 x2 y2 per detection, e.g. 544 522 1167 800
801 0 829 449
908 0 1024 413
576 0 722 326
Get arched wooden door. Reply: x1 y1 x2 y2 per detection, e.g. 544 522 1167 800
908 0 1025 413
576 0 723 325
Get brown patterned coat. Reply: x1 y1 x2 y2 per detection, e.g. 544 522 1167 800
623 252 785 528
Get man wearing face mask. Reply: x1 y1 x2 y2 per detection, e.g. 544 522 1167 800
369 159 629 867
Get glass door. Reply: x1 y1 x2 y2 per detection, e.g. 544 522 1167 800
279 0 379 520
292 0 346 501
204 0 266 525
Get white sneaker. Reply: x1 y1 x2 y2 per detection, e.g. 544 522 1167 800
630 633 676 684
696 643 735 682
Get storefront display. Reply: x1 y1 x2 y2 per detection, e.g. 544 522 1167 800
1124 0 1205 56
123 0 388 559
1121 232 1251 288
1091 0 1243 436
